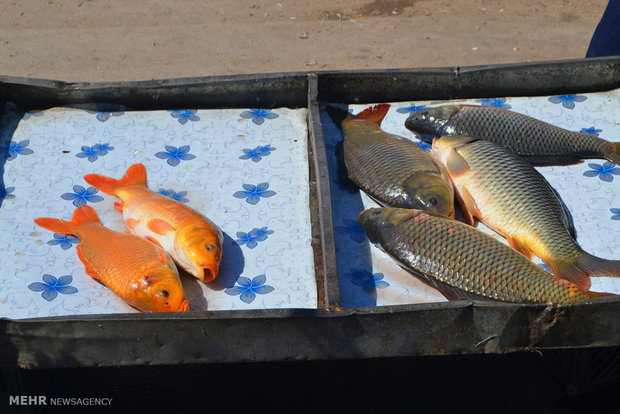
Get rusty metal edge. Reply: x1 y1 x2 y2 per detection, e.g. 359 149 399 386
307 74 341 309
1 297 618 369
0 58 619 369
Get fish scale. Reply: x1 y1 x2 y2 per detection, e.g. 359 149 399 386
344 120 443 205
453 139 582 262
405 104 619 165
433 136 620 290
358 208 608 303
449 106 608 157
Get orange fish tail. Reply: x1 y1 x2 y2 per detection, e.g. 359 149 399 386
84 163 147 195
607 141 620 164
34 205 100 235
350 104 390 125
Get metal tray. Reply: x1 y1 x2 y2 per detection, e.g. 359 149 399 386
1 57 619 369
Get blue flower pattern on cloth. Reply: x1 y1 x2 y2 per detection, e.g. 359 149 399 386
236 227 274 249
583 162 620 182
579 126 602 136
239 145 277 162
335 218 366 243
548 94 587 109
225 274 275 304
396 105 427 114
155 145 196 167
233 183 276 205
158 188 189 203
28 274 78 302
76 143 115 162
61 185 104 207
240 109 279 125
6 140 34 161
169 109 200 124
47 233 80 250
478 98 512 109
87 105 125 122
611 208 620 221
348 270 390 293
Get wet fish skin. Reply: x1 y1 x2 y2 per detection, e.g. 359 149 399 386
328 104 455 218
34 206 189 312
432 135 620 290
358 207 612 304
405 104 620 166
84 164 223 283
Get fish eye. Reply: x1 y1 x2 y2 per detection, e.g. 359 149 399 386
371 210 382 216
205 243 216 251
157 290 169 299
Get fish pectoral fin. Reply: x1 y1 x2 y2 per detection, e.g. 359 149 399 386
444 148 471 178
125 218 139 231
144 235 163 249
454 186 478 226
76 245 102 281
114 201 124 211
505 236 534 259
147 218 176 235
158 251 169 266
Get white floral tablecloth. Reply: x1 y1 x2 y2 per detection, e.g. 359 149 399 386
0 104 316 318
322 89 620 307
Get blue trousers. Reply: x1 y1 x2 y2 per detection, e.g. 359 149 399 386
586 0 620 57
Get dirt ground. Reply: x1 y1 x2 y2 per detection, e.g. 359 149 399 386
0 0 609 82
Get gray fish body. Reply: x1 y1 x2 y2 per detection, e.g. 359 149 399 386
432 135 620 289
405 105 619 166
357 208 607 303
341 114 455 218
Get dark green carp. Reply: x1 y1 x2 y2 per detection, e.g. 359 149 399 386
358 207 613 304
405 104 620 166
327 104 455 218
432 135 620 291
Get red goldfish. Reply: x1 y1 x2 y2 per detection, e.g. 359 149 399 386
35 206 189 312
84 163 223 282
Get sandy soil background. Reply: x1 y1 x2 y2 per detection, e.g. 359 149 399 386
0 0 609 82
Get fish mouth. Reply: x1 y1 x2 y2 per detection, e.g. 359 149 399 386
197 264 218 283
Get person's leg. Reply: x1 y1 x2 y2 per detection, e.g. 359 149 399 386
586 0 620 57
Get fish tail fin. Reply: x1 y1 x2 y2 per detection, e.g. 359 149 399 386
549 252 620 291
606 141 620 164
34 205 100 235
350 104 390 125
84 163 147 195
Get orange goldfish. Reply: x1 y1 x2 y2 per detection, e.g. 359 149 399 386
34 206 189 312
84 163 223 283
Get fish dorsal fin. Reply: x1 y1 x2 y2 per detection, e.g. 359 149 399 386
84 163 147 195
350 104 390 125
34 205 100 235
